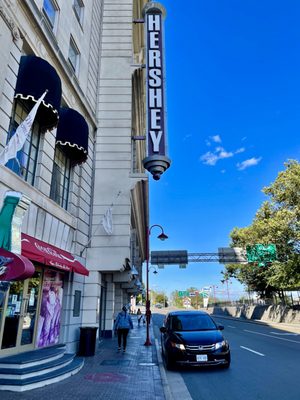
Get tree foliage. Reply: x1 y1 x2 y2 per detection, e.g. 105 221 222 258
170 290 183 308
224 160 300 297
170 288 203 308
151 290 168 307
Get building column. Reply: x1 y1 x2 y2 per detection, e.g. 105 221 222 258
114 283 123 316
0 4 22 151
82 271 101 324
103 274 115 338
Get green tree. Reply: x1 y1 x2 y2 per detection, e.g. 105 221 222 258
155 293 168 306
224 160 300 298
136 293 143 304
170 290 184 308
187 287 199 309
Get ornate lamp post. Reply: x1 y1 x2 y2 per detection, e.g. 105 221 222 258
144 224 168 346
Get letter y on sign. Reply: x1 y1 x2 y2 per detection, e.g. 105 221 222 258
150 131 162 152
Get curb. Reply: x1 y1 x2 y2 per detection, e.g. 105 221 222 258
152 325 192 400
154 338 173 400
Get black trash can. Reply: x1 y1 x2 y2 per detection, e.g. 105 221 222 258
78 327 98 356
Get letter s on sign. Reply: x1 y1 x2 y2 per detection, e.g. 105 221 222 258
149 69 161 87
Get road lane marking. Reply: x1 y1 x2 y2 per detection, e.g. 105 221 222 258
139 363 156 366
240 346 265 356
227 325 236 328
269 332 299 336
244 329 300 344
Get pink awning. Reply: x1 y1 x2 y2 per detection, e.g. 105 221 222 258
21 233 89 276
0 247 35 281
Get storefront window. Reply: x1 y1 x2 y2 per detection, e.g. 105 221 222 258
36 270 64 348
21 273 41 346
68 36 80 74
50 146 71 210
6 99 41 186
0 282 10 341
0 272 42 350
73 0 84 24
1 281 24 349
43 0 58 30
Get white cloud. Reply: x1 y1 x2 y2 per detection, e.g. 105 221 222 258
211 135 222 143
216 147 234 159
237 157 262 170
235 147 245 154
200 136 247 167
200 146 234 166
200 151 219 166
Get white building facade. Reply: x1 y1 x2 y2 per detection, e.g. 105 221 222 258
0 0 149 358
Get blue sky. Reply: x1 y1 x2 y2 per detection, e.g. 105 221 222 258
146 0 300 300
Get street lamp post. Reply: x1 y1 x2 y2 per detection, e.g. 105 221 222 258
144 224 168 346
226 280 231 304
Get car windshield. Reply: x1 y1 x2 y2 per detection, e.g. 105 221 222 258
170 315 217 331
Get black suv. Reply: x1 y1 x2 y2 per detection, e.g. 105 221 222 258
160 310 231 369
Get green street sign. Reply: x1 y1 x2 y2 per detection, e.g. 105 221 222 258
246 244 277 267
200 292 209 298
178 291 189 297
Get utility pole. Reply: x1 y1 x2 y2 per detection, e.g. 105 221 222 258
226 280 230 303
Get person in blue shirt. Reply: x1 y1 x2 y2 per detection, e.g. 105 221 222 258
114 306 133 352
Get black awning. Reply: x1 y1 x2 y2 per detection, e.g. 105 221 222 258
56 107 89 165
15 55 62 130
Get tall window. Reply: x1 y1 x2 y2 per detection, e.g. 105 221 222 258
73 0 84 25
43 0 58 30
50 146 71 210
68 37 80 74
6 100 41 186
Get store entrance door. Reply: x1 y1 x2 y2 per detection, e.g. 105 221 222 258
0 271 42 355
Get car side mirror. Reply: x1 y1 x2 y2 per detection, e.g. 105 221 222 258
217 324 224 330
160 326 167 333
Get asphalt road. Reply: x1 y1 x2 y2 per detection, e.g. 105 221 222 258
152 311 300 400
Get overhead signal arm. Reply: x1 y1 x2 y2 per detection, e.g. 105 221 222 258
150 248 248 266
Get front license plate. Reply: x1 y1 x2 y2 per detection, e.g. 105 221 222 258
196 354 208 362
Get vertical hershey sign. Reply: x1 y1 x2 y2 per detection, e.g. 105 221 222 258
146 9 165 156
143 2 171 180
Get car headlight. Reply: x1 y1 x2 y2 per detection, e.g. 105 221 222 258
170 341 185 350
215 340 226 350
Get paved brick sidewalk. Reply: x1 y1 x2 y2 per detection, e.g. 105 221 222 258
1 316 166 400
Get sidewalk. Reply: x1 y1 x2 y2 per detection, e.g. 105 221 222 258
1 316 167 400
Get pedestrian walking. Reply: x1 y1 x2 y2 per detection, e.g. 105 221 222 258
136 308 143 326
114 306 133 353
